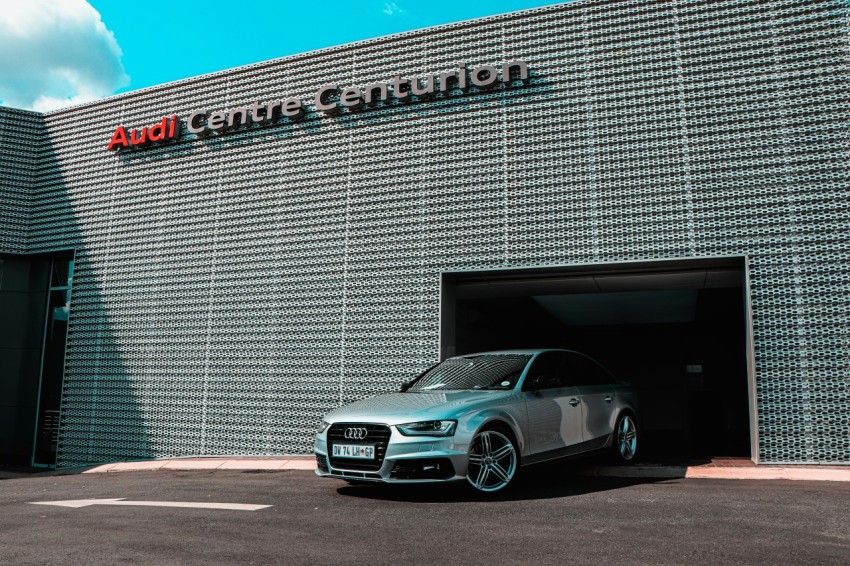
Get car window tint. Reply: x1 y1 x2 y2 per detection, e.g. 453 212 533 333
591 358 617 384
524 352 570 390
566 353 609 386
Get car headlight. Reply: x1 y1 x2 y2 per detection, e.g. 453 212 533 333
396 420 457 437
317 420 330 434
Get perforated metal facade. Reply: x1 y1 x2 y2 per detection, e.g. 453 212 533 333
1 0 848 466
0 108 42 254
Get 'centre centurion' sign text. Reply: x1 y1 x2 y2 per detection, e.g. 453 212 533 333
107 61 529 151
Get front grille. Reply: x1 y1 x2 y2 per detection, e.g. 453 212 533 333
327 423 391 472
315 454 329 473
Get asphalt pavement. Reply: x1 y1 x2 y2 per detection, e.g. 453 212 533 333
1 467 848 565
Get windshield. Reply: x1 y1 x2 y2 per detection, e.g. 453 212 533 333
409 354 532 392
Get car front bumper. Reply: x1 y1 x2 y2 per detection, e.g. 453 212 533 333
314 425 471 484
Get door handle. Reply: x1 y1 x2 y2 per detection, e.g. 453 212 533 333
604 395 613 403
569 398 579 407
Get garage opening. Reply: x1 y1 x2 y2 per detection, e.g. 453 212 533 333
440 258 755 462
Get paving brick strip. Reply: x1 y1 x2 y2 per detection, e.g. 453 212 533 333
70 458 850 482
3 458 846 481
83 457 316 473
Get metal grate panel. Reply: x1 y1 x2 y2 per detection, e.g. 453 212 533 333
0 107 43 254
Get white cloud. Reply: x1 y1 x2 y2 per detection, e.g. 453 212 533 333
0 0 129 112
383 2 405 16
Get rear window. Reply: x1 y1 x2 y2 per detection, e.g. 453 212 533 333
409 354 532 392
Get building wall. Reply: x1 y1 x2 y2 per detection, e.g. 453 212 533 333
3 0 847 466
0 107 42 254
0 108 48 464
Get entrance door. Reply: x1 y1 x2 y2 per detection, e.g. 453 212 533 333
32 254 74 466
441 257 756 462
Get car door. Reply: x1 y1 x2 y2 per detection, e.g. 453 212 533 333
522 351 584 462
568 352 615 446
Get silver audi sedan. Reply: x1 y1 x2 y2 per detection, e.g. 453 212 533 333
314 349 638 492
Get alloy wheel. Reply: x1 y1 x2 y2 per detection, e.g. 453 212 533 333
617 415 637 461
467 429 517 492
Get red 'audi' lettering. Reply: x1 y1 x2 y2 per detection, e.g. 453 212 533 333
108 116 180 151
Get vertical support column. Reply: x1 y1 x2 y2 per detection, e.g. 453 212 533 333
439 274 456 361
743 256 759 464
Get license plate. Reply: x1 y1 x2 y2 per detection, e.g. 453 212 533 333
332 444 375 459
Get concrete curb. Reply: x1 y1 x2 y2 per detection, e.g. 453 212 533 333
82 458 316 473
684 466 850 482
73 457 850 483
571 464 850 482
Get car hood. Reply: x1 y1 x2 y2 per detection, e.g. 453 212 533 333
323 390 514 425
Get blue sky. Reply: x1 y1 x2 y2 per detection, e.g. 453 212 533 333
92 1 561 93
0 1 563 111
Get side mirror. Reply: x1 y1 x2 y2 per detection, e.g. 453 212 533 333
526 374 557 391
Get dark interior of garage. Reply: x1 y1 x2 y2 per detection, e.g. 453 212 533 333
441 259 752 461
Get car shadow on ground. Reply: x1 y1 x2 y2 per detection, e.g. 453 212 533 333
0 464 101 480
335 461 675 503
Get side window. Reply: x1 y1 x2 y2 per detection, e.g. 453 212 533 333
566 353 608 387
524 352 570 390
591 358 616 385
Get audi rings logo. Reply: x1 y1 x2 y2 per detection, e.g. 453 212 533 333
344 427 368 440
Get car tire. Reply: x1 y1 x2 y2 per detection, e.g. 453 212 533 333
466 426 519 493
612 412 638 464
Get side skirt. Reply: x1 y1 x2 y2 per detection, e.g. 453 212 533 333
521 434 612 467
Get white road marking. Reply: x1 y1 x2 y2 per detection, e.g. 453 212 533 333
29 498 271 511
